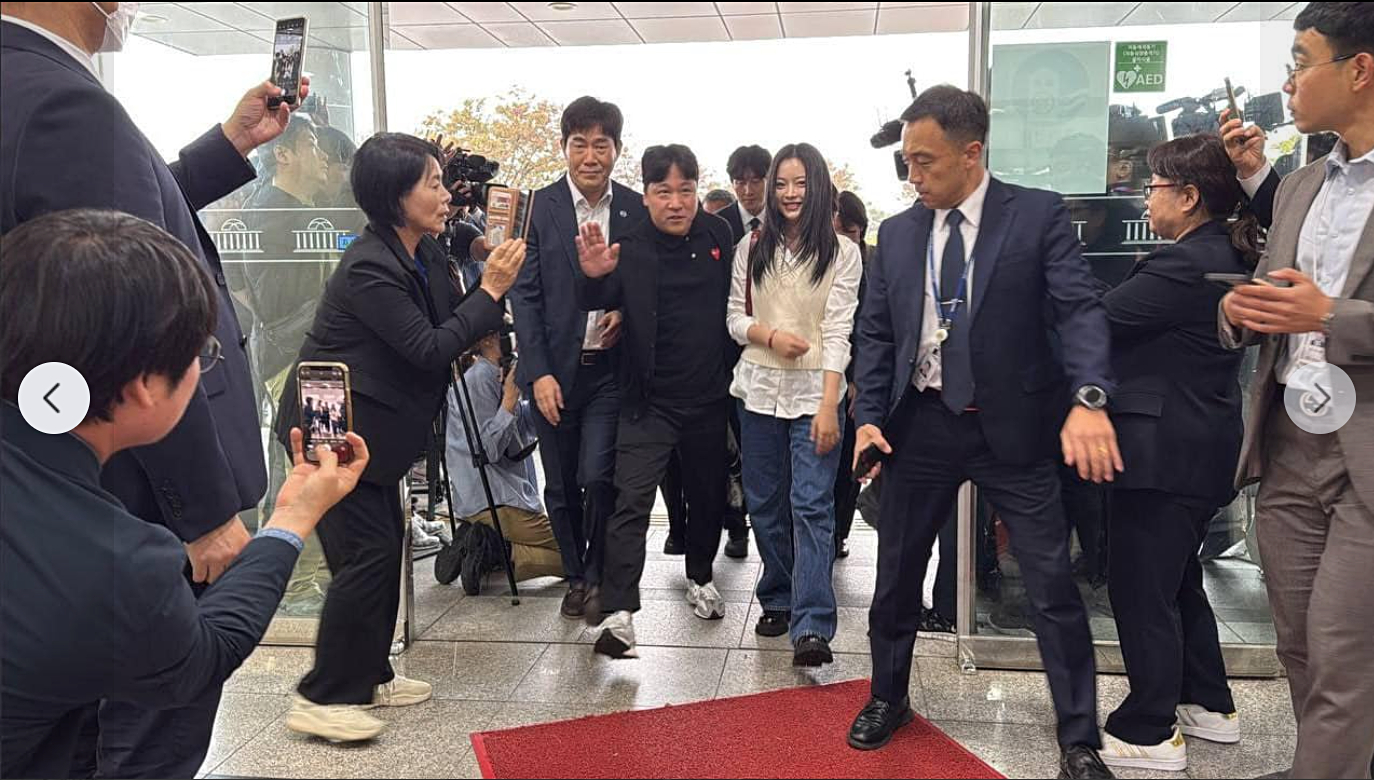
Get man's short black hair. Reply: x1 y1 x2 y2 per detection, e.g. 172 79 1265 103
0 210 216 422
727 145 772 181
705 189 735 206
350 132 440 228
316 125 357 166
641 144 699 187
1295 2 1374 58
900 84 990 146
560 96 624 148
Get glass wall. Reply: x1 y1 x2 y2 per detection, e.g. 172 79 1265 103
116 2 376 640
964 2 1307 672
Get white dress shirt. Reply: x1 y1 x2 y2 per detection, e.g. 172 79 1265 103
1238 144 1374 383
738 202 763 234
914 170 991 391
727 234 864 420
567 175 614 350
1 15 98 78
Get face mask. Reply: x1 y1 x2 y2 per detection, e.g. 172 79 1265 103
91 2 139 53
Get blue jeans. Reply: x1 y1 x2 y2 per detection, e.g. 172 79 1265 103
739 402 843 642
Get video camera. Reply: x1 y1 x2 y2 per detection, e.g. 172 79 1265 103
870 69 919 181
442 149 502 210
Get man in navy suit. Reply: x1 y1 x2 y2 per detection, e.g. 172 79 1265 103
846 86 1121 780
510 96 647 622
1 3 309 775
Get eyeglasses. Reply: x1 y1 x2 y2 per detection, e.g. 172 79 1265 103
198 335 224 374
1286 53 1357 84
1143 183 1180 197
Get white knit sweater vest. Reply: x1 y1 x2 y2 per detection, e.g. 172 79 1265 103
743 247 838 371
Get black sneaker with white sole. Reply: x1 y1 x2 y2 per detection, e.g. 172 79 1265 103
793 635 834 667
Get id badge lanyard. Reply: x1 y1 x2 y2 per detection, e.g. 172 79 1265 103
927 234 973 346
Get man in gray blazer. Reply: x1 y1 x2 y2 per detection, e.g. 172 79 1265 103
1219 4 1373 778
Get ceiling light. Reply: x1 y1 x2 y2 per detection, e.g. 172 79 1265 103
548 2 578 10
136 12 167 25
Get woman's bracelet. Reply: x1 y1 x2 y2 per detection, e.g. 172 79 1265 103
767 328 778 350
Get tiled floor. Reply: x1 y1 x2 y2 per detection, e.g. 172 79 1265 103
201 528 1296 779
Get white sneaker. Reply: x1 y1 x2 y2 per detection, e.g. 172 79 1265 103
371 674 433 708
410 517 440 550
593 610 638 659
421 518 453 545
1100 727 1188 772
686 582 726 620
285 696 386 743
1176 704 1241 744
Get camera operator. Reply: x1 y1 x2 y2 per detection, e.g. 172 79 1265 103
1 210 369 780
0 3 314 774
445 336 564 594
271 132 526 743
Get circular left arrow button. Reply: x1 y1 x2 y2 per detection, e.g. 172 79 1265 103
18 363 90 435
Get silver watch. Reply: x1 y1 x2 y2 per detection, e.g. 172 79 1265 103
1075 385 1108 411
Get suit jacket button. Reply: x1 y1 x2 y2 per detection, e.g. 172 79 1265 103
239 335 249 348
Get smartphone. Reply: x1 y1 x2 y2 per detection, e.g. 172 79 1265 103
1204 272 1255 290
268 17 308 109
1224 77 1243 125
854 443 887 482
296 362 353 464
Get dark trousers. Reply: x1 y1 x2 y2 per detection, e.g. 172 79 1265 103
533 360 619 586
603 398 729 613
1106 489 1234 745
663 415 747 543
834 402 859 548
298 479 404 705
662 452 688 540
932 508 958 618
870 393 1099 749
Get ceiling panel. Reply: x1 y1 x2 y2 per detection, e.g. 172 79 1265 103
238 2 366 27
509 1 623 22
539 18 643 45
139 29 272 55
723 13 783 39
443 2 527 23
394 23 504 48
1122 3 1244 25
1021 2 1143 29
876 3 968 33
385 30 423 49
483 22 558 46
386 2 470 25
1215 3 1273 21
1270 1 1306 19
991 2 1039 29
134 4 233 34
782 8 876 37
170 1 276 30
632 15 730 42
715 2 779 14
779 2 876 12
310 26 368 50
614 2 719 18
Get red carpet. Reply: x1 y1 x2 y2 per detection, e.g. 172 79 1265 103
471 679 1004 779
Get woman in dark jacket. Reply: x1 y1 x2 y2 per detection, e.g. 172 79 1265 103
273 133 525 743
1097 133 1260 773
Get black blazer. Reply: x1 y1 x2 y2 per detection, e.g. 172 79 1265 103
1102 220 1247 506
574 211 737 419
1250 168 1280 230
509 176 647 392
717 202 747 245
274 225 504 485
0 21 265 541
854 177 1114 465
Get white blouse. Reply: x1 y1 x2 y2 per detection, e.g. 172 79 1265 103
727 234 863 420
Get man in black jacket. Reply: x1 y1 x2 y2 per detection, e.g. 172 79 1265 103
575 145 737 659
0 4 311 775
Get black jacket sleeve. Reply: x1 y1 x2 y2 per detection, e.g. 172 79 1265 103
167 126 257 212
1248 168 1280 230
575 269 625 312
1041 194 1116 396
509 213 555 383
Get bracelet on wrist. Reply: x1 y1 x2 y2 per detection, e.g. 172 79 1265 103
767 329 777 350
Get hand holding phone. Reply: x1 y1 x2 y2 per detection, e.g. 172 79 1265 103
1224 77 1244 126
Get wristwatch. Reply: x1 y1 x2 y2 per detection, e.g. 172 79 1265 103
1074 385 1109 411
1321 309 1335 335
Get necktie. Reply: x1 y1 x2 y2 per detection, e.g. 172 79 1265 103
748 216 760 233
939 209 974 413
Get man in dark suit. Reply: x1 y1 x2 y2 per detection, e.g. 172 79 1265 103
1 4 308 775
510 96 646 621
847 86 1120 780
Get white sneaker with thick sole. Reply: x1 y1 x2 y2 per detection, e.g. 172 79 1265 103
1176 704 1241 743
370 674 433 708
285 696 386 743
1100 727 1188 772
686 582 726 620
593 610 638 659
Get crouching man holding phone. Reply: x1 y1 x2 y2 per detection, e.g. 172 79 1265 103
0 211 371 779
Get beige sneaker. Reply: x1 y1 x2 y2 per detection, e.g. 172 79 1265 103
1100 727 1188 772
1176 704 1241 744
371 674 433 708
285 696 385 743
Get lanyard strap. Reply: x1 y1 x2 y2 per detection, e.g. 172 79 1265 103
927 231 973 325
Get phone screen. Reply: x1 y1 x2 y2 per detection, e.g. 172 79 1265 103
298 364 350 461
271 17 307 104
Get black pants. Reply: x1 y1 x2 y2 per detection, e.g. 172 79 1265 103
663 451 688 540
1106 489 1235 745
834 402 859 548
870 393 1099 749
603 399 728 613
298 479 404 705
533 360 619 587
664 418 747 543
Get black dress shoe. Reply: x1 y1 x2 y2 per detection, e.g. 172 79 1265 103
582 585 603 627
919 608 956 635
755 610 790 637
793 635 834 668
1059 745 1115 780
724 534 749 559
663 535 685 556
560 583 587 620
835 539 850 559
847 696 915 751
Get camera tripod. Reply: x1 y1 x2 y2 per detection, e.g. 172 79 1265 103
429 358 521 605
